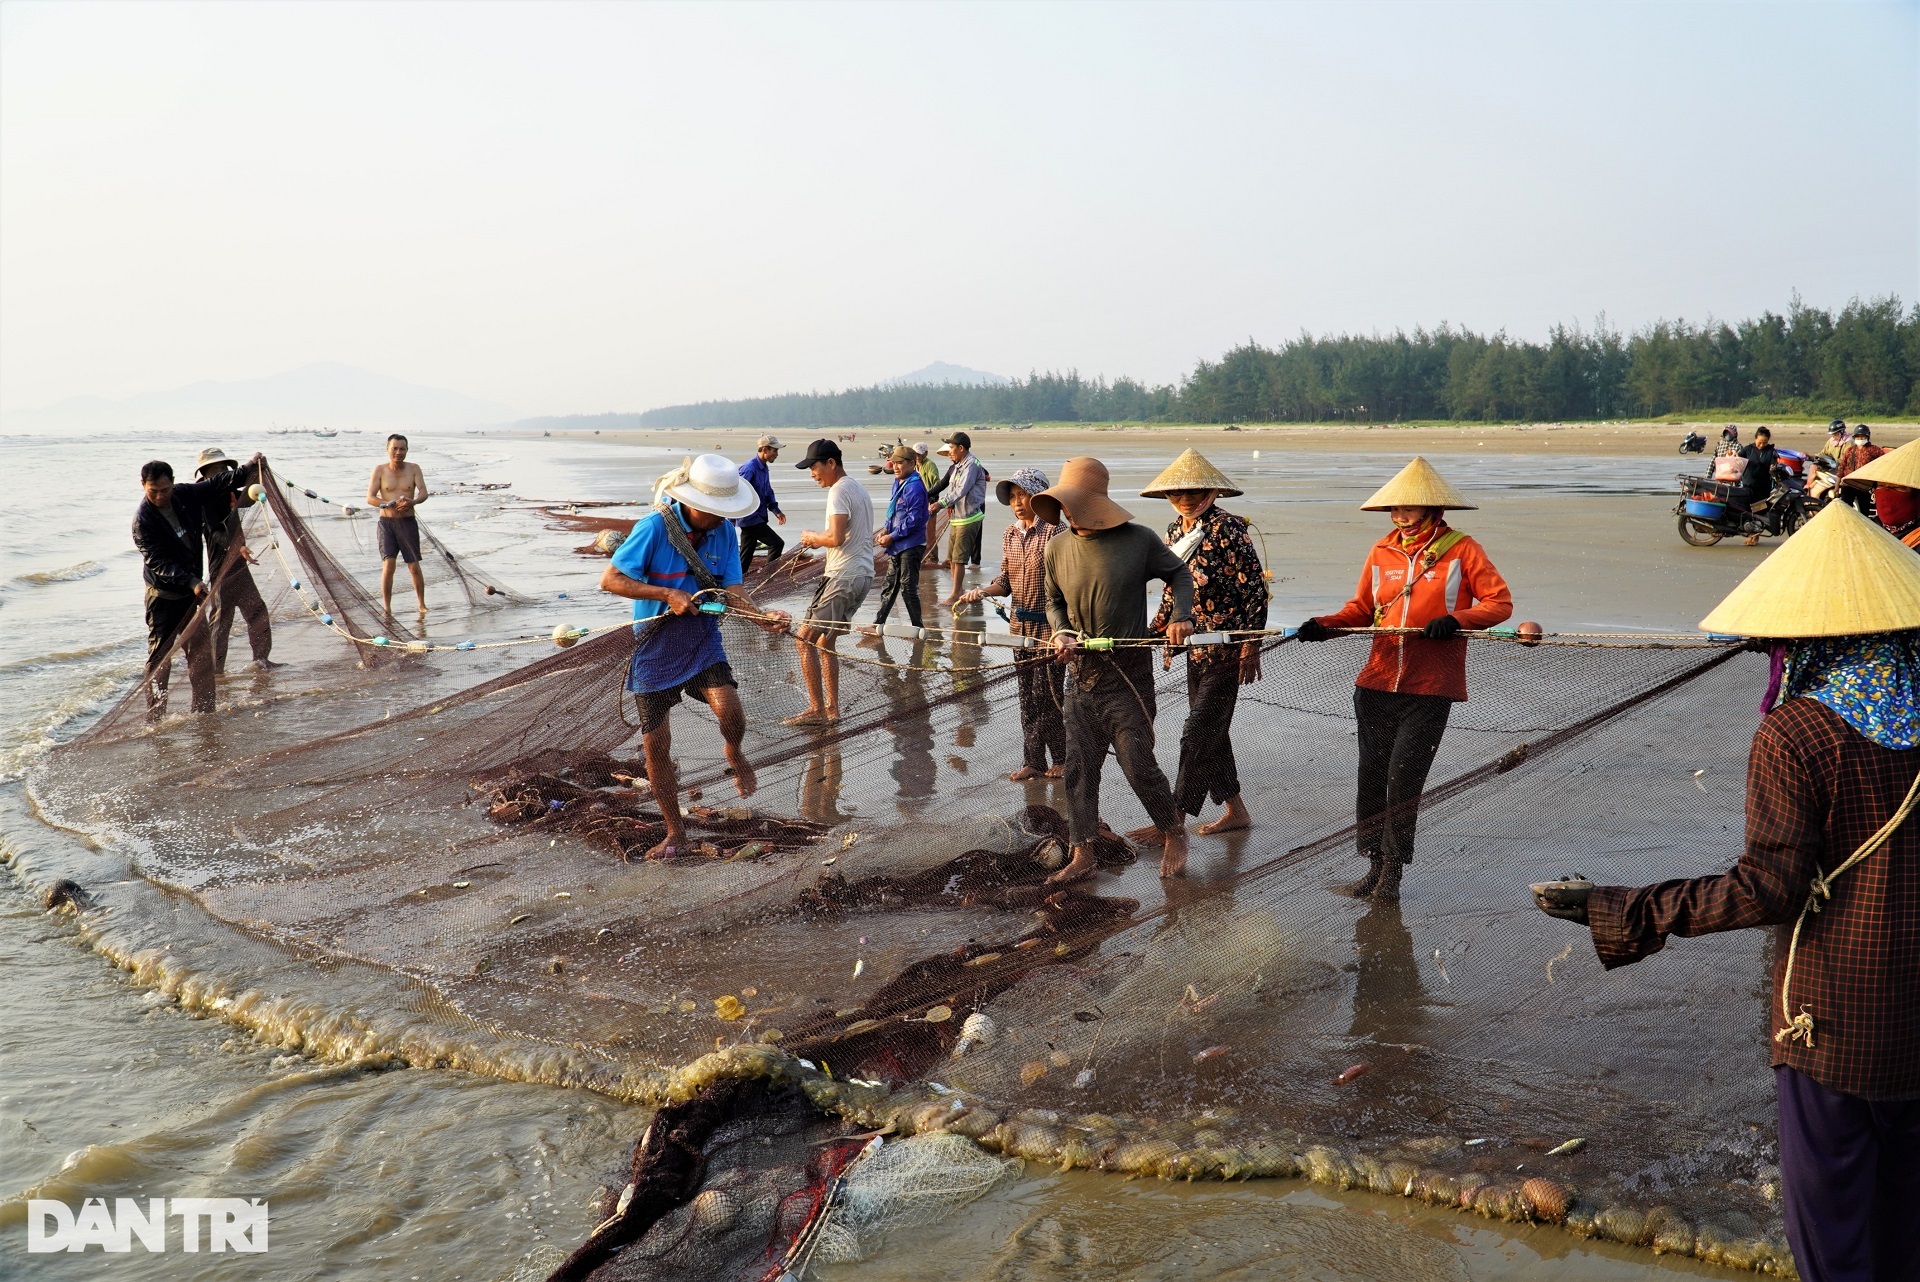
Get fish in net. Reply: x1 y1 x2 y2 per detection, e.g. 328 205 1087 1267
27 564 1801 1276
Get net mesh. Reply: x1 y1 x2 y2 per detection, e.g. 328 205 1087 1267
28 481 1802 1277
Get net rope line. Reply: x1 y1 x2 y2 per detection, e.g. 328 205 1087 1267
1775 768 1920 1048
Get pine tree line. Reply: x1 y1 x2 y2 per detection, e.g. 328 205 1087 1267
630 294 1918 428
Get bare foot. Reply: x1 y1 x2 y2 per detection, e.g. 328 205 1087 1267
1196 797 1252 835
1126 824 1166 846
1159 828 1189 878
643 835 687 861
1044 844 1098 885
725 744 758 798
1043 764 1064 779
782 709 832 728
1008 766 1040 782
643 838 720 861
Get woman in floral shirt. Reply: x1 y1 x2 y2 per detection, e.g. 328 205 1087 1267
1143 450 1269 835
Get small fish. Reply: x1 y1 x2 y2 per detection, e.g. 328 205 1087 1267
964 952 1002 967
851 958 865 979
1465 1137 1494 1147
1193 1045 1231 1064
1693 769 1708 792
1546 1137 1587 1156
1073 1068 1096 1089
1334 1061 1373 1086
553 891 571 899
452 880 470 889
509 913 531 925
822 856 837 867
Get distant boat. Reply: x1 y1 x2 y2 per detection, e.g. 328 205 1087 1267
312 428 337 438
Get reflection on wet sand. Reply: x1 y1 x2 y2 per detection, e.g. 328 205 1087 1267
878 644 936 802
1349 901 1431 1049
798 746 847 826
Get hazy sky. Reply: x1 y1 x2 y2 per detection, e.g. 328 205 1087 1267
2 0 1914 417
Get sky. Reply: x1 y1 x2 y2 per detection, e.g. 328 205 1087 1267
2 0 1915 418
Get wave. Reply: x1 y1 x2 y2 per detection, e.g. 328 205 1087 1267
10 560 105 587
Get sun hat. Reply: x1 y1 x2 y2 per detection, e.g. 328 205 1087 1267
756 434 782 450
997 466 1050 506
1359 457 1477 511
1698 500 1920 638
889 445 917 465
195 446 236 477
1843 437 1920 490
794 439 843 469
653 454 762 521
1140 448 1243 499
1031 458 1132 530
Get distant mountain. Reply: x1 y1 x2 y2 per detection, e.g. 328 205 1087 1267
883 362 1010 388
4 363 518 434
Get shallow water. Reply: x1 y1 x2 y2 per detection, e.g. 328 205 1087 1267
1 426 1770 1279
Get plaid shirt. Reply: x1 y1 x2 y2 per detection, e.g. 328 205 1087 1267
1151 507 1269 667
982 517 1060 639
1589 697 1920 1100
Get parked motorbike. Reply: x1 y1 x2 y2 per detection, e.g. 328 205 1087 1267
1675 467 1809 547
1804 454 1840 512
1678 430 1706 454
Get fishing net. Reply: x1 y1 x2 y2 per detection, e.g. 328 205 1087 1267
27 480 1803 1277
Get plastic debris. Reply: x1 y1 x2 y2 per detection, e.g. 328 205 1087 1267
714 995 746 1021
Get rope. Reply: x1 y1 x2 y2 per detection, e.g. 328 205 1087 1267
1774 767 1920 1048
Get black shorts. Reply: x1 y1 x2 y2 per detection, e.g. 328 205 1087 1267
635 661 736 734
378 515 422 564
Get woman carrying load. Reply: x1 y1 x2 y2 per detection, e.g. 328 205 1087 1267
1295 457 1512 902
1534 499 1920 1282
1140 449 1269 836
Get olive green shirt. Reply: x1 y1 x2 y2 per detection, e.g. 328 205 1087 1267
1044 522 1193 639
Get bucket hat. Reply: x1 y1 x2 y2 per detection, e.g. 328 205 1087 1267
195 446 236 477
996 466 1050 506
1139 448 1243 498
1031 458 1131 530
1843 438 1920 491
1698 500 1920 638
1360 457 1476 511
653 454 762 520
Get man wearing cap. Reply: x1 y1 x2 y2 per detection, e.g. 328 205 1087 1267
927 431 988 606
194 447 277 672
366 433 430 615
865 445 929 631
958 466 1066 780
1141 449 1269 836
1836 425 1885 517
133 451 265 716
1296 458 1513 902
914 442 939 491
786 439 875 727
737 435 788 576
600 454 790 860
1036 458 1194 881
1534 500 1920 1282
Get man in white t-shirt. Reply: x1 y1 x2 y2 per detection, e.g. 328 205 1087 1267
786 438 875 726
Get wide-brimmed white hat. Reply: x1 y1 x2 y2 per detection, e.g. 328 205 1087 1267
195 446 236 476
654 454 761 520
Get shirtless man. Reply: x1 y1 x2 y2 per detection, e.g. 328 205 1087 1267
366 434 430 615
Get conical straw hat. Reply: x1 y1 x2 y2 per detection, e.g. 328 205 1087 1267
1140 448 1244 498
1698 499 1920 638
1843 437 1920 490
1360 457 1476 510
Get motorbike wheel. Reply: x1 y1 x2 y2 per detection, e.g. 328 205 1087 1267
1780 503 1810 536
1678 514 1724 547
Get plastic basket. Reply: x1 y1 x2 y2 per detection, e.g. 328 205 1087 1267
1684 498 1727 520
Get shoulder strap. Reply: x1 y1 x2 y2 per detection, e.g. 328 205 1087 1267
1373 529 1469 623
651 502 726 595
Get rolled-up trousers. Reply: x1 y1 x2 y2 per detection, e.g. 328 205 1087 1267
1064 652 1179 845
1353 685 1452 866
872 543 924 627
1175 658 1243 815
144 589 215 714
211 561 272 670
1775 1064 1920 1282
1015 648 1066 772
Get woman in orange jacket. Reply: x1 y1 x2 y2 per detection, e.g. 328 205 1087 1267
1296 458 1513 901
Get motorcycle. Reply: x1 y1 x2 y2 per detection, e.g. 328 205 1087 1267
1804 453 1840 512
1677 429 1706 454
1675 465 1810 547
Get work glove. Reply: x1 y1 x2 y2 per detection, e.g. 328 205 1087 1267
1295 618 1331 642
1531 879 1592 926
1422 614 1462 640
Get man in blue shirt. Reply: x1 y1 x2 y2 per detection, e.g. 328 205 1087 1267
600 454 790 860
736 435 787 576
866 445 929 632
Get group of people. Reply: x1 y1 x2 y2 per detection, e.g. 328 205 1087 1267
132 433 435 715
602 439 1515 901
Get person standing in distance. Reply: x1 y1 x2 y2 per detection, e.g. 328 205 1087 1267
367 434 430 615
736 435 787 576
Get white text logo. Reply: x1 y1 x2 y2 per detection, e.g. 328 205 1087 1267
26 1198 269 1253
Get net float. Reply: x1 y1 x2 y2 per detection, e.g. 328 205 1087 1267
552 623 585 647
246 483 264 501
1517 620 1544 646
